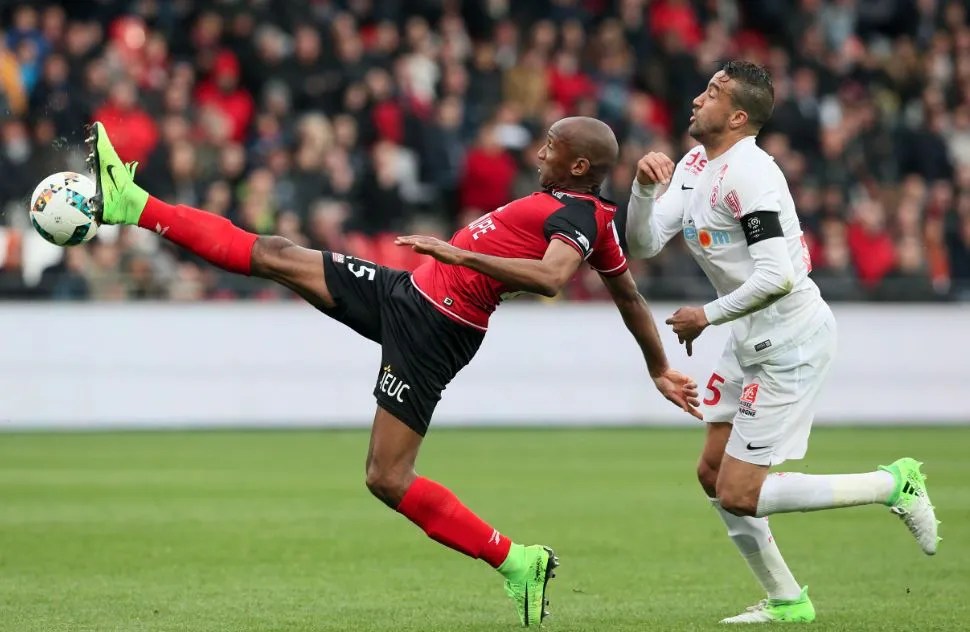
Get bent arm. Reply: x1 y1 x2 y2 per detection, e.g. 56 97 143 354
626 181 684 259
456 239 583 298
703 227 794 325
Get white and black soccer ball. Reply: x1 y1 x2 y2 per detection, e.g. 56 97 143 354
29 171 98 247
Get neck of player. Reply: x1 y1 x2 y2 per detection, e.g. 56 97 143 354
549 180 598 194
702 132 755 161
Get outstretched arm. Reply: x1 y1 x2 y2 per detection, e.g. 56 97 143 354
600 269 669 376
395 236 583 297
600 270 702 419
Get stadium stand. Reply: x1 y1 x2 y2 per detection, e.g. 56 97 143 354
0 0 966 303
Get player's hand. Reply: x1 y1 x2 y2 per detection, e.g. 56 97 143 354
653 368 703 420
636 152 676 186
665 306 709 357
395 235 465 265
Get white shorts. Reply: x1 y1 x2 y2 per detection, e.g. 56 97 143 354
702 314 837 467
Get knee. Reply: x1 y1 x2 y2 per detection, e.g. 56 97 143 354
365 461 412 507
716 485 759 517
250 235 294 278
697 460 720 498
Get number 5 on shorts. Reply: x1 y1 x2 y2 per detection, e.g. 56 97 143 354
348 262 376 281
703 373 725 406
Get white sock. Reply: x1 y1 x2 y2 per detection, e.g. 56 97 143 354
712 499 802 601
756 471 896 517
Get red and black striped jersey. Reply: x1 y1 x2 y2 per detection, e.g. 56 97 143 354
411 189 628 331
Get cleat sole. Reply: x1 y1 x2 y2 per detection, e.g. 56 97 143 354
84 123 104 223
538 546 558 626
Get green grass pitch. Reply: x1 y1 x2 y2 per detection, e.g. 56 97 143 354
1 427 967 631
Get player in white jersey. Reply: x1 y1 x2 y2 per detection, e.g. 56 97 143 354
626 62 940 624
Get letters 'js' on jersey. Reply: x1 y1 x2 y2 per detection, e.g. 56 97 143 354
411 190 628 331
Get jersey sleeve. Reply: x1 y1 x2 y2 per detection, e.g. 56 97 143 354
703 162 793 325
625 153 692 258
719 168 785 245
543 202 599 259
588 219 628 277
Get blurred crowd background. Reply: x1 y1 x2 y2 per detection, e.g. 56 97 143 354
0 0 967 303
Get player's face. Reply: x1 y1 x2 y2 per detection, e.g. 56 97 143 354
536 128 572 189
689 71 735 142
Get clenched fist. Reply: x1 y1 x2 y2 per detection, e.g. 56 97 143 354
636 152 676 187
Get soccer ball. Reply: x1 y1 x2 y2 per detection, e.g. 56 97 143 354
29 171 99 247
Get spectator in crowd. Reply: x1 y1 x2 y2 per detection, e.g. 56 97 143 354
0 0 968 304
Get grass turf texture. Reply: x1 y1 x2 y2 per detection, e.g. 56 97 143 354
0 427 967 632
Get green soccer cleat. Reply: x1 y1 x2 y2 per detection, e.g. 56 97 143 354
720 586 816 624
503 545 558 627
84 122 148 226
879 457 940 555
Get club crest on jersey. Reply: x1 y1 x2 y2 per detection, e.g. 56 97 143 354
683 226 730 248
739 383 759 417
710 164 729 209
725 189 742 220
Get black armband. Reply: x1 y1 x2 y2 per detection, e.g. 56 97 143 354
741 211 784 246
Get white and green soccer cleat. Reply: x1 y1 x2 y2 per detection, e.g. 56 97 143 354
720 586 816 624
502 544 559 627
879 457 940 555
84 122 148 225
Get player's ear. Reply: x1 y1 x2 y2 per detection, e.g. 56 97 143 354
729 108 749 131
571 157 590 177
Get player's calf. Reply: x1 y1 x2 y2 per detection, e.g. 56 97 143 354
365 461 416 508
698 422 732 498
697 458 719 498
716 456 768 517
718 488 761 516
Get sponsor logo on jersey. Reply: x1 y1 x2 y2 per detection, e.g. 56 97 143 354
738 383 759 417
378 364 411 404
683 225 731 247
684 150 708 175
574 230 590 252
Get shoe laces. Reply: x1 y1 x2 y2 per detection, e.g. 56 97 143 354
746 599 769 613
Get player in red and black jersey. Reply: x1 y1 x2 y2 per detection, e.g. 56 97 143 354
85 116 701 627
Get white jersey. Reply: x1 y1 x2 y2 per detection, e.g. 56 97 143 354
627 136 830 366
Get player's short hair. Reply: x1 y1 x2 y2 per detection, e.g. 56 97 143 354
722 61 774 132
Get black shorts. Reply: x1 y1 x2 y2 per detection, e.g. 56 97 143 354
320 252 485 435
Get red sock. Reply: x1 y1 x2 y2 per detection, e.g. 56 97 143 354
396 476 513 568
139 196 258 275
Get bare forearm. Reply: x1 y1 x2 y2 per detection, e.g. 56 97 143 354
457 251 561 297
617 292 670 377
